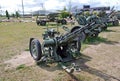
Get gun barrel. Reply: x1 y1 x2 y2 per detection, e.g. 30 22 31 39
58 22 95 45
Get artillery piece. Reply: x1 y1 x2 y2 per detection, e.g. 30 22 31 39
73 6 119 39
75 14 106 41
29 21 96 73
96 6 119 26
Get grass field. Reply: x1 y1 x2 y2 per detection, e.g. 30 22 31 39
0 22 68 62
0 22 43 62
0 22 120 81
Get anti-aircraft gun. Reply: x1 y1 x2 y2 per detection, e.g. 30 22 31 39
29 21 96 73
74 6 119 29
88 6 119 26
99 9 119 26
74 13 106 42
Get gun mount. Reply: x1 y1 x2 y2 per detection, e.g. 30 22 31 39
29 21 96 73
74 14 106 41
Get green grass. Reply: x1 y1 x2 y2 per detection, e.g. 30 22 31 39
0 22 44 62
84 36 107 44
16 64 26 70
0 22 120 81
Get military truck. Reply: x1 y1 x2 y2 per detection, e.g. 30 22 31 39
36 13 67 26
48 13 67 24
36 16 49 26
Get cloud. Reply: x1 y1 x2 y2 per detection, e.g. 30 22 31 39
0 0 21 13
44 0 66 10
0 0 119 14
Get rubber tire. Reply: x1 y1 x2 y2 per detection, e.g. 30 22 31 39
70 26 81 32
76 37 81 51
61 19 67 25
36 21 40 25
79 32 86 42
71 26 86 42
69 37 81 52
113 20 119 26
40 21 46 26
70 26 82 51
56 20 61 24
29 39 42 61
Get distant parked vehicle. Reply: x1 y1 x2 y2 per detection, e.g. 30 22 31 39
47 13 67 25
36 16 49 26
36 14 67 26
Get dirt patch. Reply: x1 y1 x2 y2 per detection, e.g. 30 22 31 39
4 51 35 69
3 42 120 81
80 42 120 81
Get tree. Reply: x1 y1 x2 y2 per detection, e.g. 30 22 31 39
0 5 2 16
16 11 20 18
6 10 10 19
63 6 67 11
60 11 70 18
11 13 15 18
59 7 70 18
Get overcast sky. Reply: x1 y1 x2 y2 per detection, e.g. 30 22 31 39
0 0 119 14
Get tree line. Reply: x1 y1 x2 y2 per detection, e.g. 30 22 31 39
5 10 20 19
